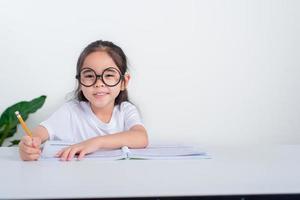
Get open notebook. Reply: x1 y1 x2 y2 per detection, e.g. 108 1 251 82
41 140 210 160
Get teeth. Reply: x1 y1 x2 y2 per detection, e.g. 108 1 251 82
95 92 107 96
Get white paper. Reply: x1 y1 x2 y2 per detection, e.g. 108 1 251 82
41 140 126 160
41 140 210 160
128 145 209 160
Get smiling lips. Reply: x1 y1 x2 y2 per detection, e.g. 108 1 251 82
93 92 109 97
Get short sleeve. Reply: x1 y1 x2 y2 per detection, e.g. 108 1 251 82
121 102 144 131
40 103 72 141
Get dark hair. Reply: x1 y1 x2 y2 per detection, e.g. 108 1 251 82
75 40 129 105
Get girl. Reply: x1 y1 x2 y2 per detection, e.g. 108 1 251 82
19 40 148 161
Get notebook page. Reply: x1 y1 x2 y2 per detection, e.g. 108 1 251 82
128 145 209 160
86 149 125 159
41 140 126 160
41 140 73 158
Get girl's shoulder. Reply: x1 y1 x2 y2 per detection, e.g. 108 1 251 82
118 101 136 110
61 99 81 109
117 101 141 116
57 99 88 113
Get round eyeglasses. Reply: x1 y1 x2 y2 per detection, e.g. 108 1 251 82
76 67 124 87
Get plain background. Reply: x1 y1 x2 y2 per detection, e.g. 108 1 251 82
0 0 299 146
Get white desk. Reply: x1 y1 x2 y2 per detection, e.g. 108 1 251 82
1 145 300 199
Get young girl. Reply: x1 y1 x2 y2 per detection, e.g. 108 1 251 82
19 40 148 161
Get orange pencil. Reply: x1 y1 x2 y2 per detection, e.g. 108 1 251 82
15 111 33 137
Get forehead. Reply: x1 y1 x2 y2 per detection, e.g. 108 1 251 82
82 51 118 72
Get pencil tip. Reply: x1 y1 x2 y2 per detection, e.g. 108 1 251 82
15 111 19 115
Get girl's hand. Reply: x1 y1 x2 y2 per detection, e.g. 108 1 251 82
56 138 100 161
19 135 42 161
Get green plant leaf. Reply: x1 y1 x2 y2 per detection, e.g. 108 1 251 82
9 139 20 147
0 95 46 146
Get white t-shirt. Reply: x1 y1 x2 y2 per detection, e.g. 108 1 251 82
40 100 144 143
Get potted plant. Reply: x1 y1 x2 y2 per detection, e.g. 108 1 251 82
0 95 46 146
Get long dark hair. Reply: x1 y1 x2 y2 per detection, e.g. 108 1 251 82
75 40 129 105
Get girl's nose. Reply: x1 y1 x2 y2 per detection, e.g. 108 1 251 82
94 78 105 88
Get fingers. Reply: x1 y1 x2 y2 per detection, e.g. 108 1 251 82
59 147 72 161
19 148 40 161
19 136 41 161
20 151 40 161
22 135 33 146
59 147 81 161
20 143 41 154
32 137 41 148
77 150 87 161
57 146 87 161
68 148 80 161
55 148 69 158
55 149 64 158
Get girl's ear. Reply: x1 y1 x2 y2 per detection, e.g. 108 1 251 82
121 73 130 91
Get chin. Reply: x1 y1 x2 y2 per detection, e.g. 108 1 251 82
91 99 114 109
92 101 107 108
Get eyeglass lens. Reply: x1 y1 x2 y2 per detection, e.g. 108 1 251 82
79 68 121 87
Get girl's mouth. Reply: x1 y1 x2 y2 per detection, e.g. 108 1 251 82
94 92 109 96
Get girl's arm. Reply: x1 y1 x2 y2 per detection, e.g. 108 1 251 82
19 125 49 161
57 125 148 161
32 125 50 143
93 125 148 149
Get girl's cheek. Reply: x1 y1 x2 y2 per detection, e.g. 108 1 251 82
81 89 91 99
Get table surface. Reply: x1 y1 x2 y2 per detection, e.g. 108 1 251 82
1 145 300 199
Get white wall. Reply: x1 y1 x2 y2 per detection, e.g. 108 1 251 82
0 0 299 146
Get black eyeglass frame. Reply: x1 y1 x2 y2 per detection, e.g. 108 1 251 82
76 67 124 87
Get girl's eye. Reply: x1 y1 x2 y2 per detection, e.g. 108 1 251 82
84 74 95 78
104 74 115 78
